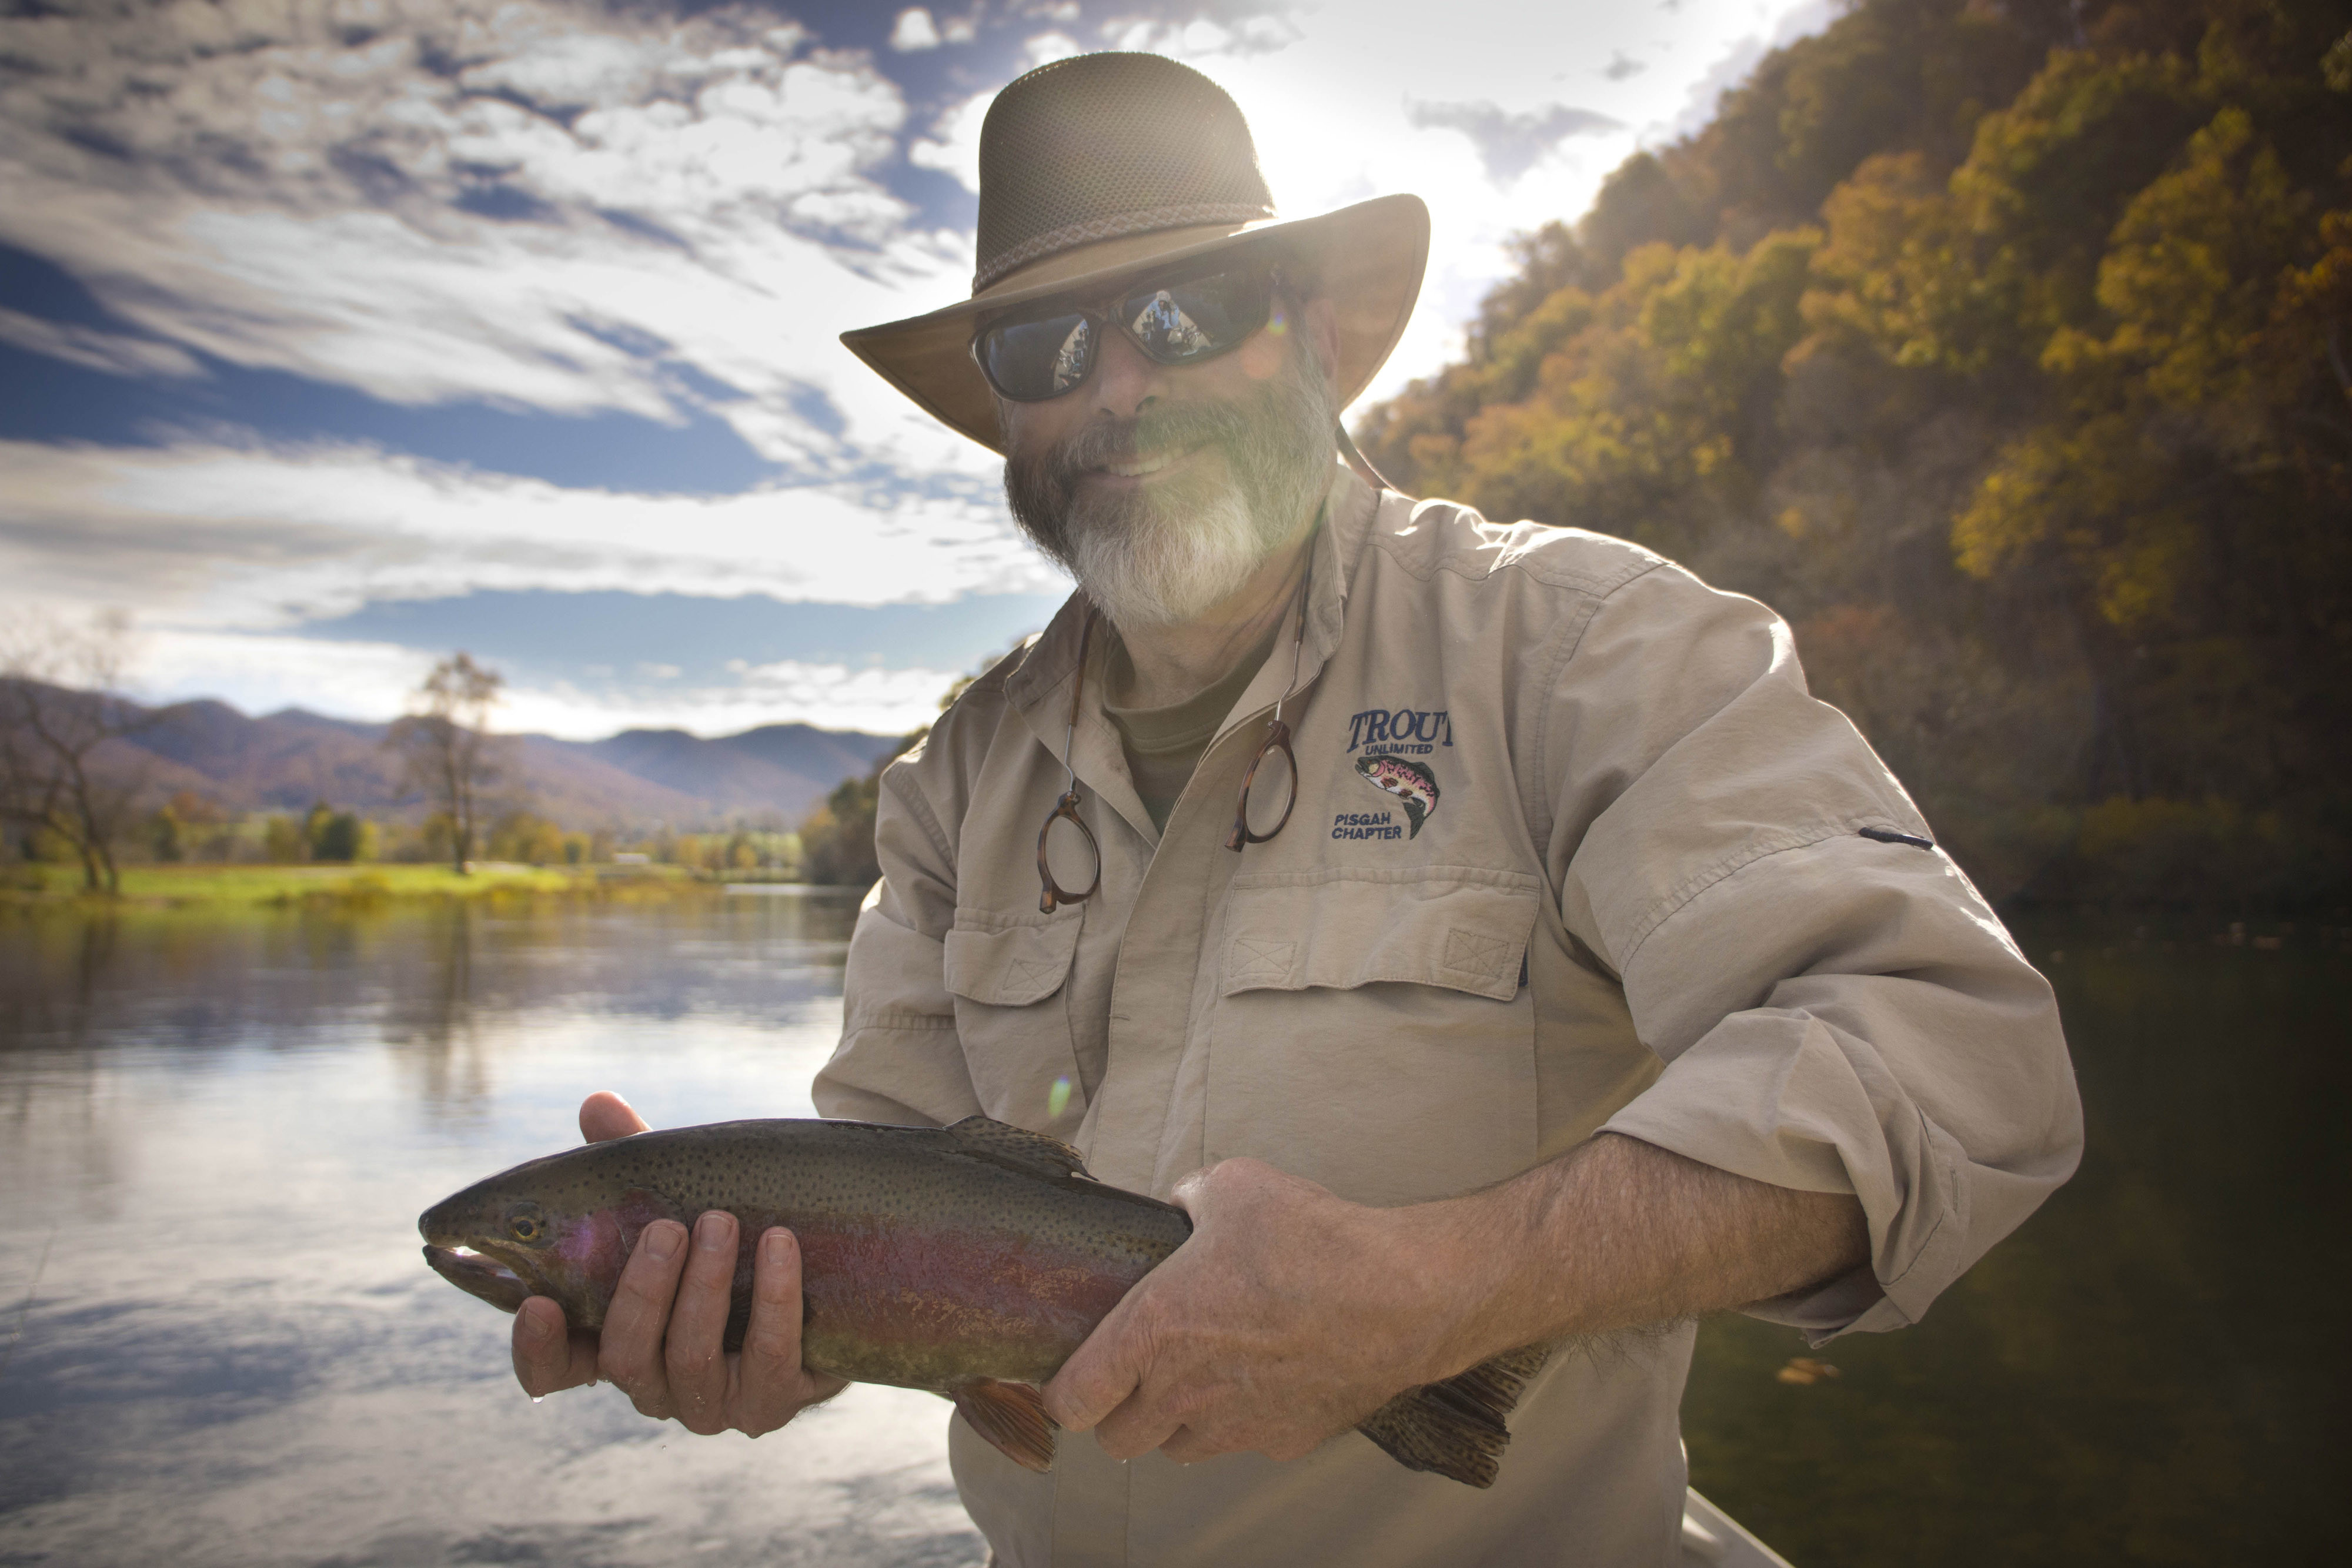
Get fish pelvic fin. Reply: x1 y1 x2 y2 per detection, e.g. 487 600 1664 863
1354 1342 1550 1489
951 1378 1057 1474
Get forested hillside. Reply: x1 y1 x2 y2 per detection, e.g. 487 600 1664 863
1357 0 2351 902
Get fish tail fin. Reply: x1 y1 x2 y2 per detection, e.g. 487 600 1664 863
1354 1343 1549 1489
951 1379 1057 1474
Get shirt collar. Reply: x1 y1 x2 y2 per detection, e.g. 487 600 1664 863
1000 461 1385 832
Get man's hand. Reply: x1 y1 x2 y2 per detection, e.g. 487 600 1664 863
1038 1136 1872 1469
1040 1158 1455 1466
508 1091 848 1436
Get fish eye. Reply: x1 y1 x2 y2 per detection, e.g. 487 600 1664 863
505 1203 547 1245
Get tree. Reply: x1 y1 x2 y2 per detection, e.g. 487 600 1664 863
0 610 159 894
386 653 506 875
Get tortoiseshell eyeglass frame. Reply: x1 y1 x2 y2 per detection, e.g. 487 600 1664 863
1225 550 1312 852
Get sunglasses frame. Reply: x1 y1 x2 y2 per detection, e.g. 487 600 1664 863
971 253 1287 404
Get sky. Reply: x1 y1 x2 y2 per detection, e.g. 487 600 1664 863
1 0 1836 739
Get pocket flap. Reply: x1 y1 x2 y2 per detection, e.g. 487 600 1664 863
943 908 1083 1007
1222 868 1541 1003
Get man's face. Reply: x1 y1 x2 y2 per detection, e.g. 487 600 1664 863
998 286 1338 631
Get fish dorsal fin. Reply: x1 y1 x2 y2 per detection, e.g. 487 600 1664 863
943 1116 1093 1183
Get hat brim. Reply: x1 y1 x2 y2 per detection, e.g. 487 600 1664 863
839 192 1429 454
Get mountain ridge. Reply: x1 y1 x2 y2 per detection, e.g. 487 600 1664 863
78 688 901 828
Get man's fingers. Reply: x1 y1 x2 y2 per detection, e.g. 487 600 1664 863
1090 1383 1189 1462
1158 1423 1221 1466
580 1091 649 1144
599 1218 688 1418
734 1228 807 1436
664 1211 740 1435
1041 1296 1150 1433
511 1296 599 1396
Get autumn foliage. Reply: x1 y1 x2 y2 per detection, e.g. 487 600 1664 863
1357 0 2351 901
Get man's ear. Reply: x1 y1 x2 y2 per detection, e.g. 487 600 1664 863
1299 295 1341 386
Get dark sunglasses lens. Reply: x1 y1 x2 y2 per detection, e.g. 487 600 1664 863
1120 269 1269 363
981 312 1095 400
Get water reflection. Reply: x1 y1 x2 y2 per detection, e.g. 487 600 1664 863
0 891 985 1568
1682 910 2351 1566
4 900 2345 1565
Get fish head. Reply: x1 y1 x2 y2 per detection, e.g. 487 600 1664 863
419 1148 665 1329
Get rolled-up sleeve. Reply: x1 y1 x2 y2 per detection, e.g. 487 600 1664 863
811 752 985 1129
1549 563 2082 1339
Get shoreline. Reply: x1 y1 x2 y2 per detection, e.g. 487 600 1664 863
0 862 859 912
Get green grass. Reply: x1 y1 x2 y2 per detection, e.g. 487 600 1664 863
2 861 708 908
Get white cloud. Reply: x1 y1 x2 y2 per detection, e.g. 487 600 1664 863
0 307 203 378
1024 32 1083 69
908 90 992 195
0 437 1065 634
890 9 941 51
135 629 436 724
0 0 984 478
131 630 966 736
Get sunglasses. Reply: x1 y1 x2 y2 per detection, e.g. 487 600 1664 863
973 258 1284 403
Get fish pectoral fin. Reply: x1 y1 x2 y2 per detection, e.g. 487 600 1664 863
950 1379 1057 1474
944 1116 1093 1183
1353 1342 1550 1489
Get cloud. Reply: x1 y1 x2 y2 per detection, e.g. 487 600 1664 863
890 9 943 51
0 306 203 377
0 437 1064 631
132 627 968 736
0 0 988 482
0 0 1849 735
1404 100 1622 183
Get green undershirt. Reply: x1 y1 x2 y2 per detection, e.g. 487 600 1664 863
1103 616 1285 834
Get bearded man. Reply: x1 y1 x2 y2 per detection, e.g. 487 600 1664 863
512 52 2082 1566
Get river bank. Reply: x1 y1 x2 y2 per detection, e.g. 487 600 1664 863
0 861 717 911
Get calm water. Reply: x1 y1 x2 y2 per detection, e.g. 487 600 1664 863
1 897 2344 1566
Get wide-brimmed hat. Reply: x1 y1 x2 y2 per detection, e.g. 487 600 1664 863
840 52 1429 454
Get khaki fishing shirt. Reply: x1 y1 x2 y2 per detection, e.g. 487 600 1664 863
814 463 2082 1566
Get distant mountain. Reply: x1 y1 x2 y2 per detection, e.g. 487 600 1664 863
65 688 900 828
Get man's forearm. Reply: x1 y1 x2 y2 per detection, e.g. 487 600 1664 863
1406 1133 1871 1376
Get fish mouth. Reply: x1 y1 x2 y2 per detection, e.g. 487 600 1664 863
423 1243 534 1315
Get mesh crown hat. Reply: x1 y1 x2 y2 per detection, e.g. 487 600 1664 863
839 52 1430 454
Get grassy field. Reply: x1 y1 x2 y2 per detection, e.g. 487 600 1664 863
2 861 710 908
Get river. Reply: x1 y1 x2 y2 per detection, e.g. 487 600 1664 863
1 893 2342 1565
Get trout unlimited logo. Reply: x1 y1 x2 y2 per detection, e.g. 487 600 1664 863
1351 755 1439 838
1338 706 1448 840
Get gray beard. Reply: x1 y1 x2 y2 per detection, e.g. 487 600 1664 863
1003 347 1337 631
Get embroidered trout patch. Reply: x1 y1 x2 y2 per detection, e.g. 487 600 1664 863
1353 755 1439 838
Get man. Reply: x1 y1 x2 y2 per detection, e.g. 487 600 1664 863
512 52 2082 1564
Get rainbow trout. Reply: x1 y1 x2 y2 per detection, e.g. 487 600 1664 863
420 1116 1545 1486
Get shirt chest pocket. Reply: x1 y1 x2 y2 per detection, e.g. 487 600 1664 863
1207 868 1542 1206
941 906 1087 1134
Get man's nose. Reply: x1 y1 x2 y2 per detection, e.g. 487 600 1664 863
1087 327 1163 419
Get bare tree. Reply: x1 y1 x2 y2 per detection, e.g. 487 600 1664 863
0 610 156 895
386 653 506 875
